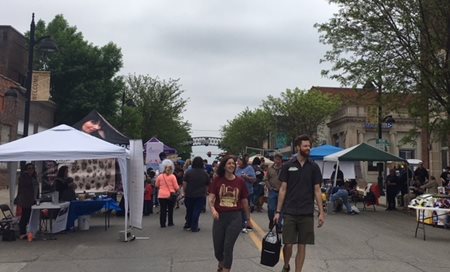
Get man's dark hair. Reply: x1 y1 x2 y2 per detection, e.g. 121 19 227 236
192 156 204 169
273 153 283 160
159 152 167 160
217 155 236 177
238 153 249 167
294 134 312 147
252 157 261 165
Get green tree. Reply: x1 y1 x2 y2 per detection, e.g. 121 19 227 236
262 88 341 144
123 74 192 155
33 15 124 125
315 0 450 138
221 108 272 154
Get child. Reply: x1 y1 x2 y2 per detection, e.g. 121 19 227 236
143 170 155 215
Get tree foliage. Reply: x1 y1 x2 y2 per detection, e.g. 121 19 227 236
221 89 341 154
315 0 450 138
220 108 272 154
262 88 341 144
33 15 124 125
123 74 192 156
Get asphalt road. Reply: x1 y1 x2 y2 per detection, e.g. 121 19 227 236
1 201 449 272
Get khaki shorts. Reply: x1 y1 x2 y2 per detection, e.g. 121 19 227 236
282 214 314 244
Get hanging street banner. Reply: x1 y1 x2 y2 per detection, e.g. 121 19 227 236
31 70 51 101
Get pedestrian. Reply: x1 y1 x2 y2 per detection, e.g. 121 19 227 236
208 155 250 272
16 163 39 239
273 134 325 272
156 159 179 228
330 179 354 214
386 168 399 211
143 169 155 216
183 156 210 232
439 166 450 188
235 154 255 232
420 176 440 194
264 153 283 230
398 164 412 207
414 162 429 186
251 157 264 212
330 164 344 185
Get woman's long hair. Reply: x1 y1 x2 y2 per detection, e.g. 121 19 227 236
216 155 236 178
57 166 68 178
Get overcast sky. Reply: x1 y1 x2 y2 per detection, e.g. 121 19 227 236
2 0 340 159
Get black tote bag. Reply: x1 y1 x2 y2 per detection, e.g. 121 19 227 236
260 226 281 267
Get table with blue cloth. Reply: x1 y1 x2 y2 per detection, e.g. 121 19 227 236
67 198 121 230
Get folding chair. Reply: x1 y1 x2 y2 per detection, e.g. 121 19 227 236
0 204 19 234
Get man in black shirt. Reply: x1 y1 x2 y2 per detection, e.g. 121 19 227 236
273 135 325 272
440 166 450 187
414 162 429 186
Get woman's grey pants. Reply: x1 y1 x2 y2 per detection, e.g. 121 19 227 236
212 211 242 269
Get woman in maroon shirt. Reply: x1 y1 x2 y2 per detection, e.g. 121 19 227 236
208 155 250 272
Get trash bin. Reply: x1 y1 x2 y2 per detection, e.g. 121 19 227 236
78 215 90 230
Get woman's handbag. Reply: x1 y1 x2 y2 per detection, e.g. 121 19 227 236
169 192 178 203
162 176 178 203
260 226 281 267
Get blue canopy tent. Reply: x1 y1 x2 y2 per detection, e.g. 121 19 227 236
311 145 343 160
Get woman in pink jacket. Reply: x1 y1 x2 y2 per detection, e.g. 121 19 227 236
156 160 180 228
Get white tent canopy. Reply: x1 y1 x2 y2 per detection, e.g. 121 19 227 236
0 124 130 240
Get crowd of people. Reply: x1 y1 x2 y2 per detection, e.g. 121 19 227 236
141 134 325 272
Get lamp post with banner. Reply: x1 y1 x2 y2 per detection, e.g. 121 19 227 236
23 13 58 138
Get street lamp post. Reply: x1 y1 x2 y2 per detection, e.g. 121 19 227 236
23 13 58 138
377 84 384 195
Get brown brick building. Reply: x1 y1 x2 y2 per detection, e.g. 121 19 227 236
0 26 56 188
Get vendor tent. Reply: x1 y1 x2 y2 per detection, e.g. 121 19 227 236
323 143 406 162
310 145 343 160
310 145 355 179
0 124 131 240
144 137 177 169
324 142 406 186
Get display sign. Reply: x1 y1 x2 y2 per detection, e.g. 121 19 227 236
129 140 144 229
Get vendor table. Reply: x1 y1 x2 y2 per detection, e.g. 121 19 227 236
29 202 70 239
408 205 450 240
67 198 119 230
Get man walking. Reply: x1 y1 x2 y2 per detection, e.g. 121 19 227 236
264 153 283 229
273 135 325 272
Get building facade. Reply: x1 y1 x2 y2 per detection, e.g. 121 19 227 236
314 86 446 183
0 26 56 188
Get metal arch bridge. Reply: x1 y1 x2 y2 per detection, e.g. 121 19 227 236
188 136 222 146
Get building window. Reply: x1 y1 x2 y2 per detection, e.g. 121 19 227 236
442 149 448 170
399 149 415 160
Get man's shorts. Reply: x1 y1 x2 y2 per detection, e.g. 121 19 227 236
282 214 314 244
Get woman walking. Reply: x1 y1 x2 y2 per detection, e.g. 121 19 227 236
183 156 210 232
156 159 179 228
208 155 250 272
17 163 38 239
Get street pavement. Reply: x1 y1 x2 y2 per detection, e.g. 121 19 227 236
1 193 450 272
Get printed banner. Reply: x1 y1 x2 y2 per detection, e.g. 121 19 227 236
31 71 51 101
129 139 144 229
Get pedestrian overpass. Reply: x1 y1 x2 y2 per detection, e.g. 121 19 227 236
189 136 222 146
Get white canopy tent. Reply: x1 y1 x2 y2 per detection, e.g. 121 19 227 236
0 124 131 240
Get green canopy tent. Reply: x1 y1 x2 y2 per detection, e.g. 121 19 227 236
323 143 406 186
